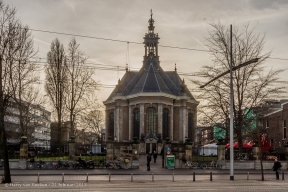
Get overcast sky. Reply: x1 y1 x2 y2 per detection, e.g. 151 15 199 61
6 0 288 104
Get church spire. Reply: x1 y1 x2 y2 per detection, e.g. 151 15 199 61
143 10 160 63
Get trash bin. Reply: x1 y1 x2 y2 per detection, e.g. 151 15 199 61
166 155 175 169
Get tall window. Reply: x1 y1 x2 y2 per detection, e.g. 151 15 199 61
133 108 140 139
146 107 156 134
284 120 287 139
266 119 269 128
188 113 193 140
162 108 169 139
109 112 114 138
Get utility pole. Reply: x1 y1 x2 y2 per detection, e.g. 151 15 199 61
229 24 234 180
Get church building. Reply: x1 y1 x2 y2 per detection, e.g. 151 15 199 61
103 11 198 153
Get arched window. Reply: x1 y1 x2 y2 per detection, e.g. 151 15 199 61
109 112 114 138
188 113 193 140
133 108 140 139
146 107 156 134
162 108 169 139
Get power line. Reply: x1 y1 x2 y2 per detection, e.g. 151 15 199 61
30 61 205 77
268 57 288 61
29 27 288 59
4 26 288 60
29 28 210 53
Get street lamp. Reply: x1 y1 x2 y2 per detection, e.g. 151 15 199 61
202 136 205 162
199 25 259 180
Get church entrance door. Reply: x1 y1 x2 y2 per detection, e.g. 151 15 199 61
146 143 156 154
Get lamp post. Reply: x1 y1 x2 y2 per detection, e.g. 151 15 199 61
202 136 205 162
200 25 259 180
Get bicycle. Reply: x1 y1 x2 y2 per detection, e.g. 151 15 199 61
215 161 222 169
198 161 207 169
28 158 46 169
208 160 217 169
183 160 198 169
57 160 73 169
46 161 59 169
98 160 106 168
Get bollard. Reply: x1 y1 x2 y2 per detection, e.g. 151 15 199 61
37 173 39 183
131 173 133 182
109 173 111 182
152 173 154 182
282 172 285 180
247 172 249 180
193 172 195 182
86 173 88 182
62 173 64 183
172 173 174 182
210 172 212 181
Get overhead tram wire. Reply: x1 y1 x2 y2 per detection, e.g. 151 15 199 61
28 27 210 53
30 61 206 77
3 25 288 60
28 28 288 60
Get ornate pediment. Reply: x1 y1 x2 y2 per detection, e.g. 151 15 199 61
144 132 158 142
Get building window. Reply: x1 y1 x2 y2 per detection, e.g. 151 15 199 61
133 108 140 139
146 107 156 134
109 112 114 139
284 120 287 139
188 113 193 140
162 108 169 139
266 120 269 128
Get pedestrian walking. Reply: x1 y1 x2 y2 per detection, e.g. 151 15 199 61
147 153 151 171
272 158 282 180
153 150 158 163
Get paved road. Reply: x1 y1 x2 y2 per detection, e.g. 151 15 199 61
1 156 287 191
1 179 288 192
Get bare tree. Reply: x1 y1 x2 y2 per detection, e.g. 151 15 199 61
45 38 67 144
64 38 98 136
0 0 40 183
192 22 284 151
81 109 104 140
7 22 42 143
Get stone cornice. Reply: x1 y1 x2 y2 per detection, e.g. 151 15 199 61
103 92 199 105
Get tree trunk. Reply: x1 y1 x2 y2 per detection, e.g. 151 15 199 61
0 94 11 183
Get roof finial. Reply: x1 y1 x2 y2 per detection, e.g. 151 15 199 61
148 9 155 33
117 78 122 90
175 63 177 71
181 78 186 93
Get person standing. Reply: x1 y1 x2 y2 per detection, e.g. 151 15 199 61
147 153 151 171
153 150 158 163
272 158 282 180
